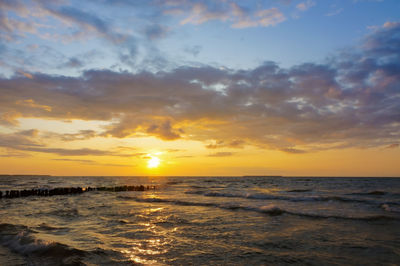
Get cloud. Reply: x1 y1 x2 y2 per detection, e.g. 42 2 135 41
166 149 184 153
0 1 41 41
253 8 286 27
52 158 95 163
18 129 39 137
296 0 316 11
60 57 84 68
362 21 400 59
0 150 29 158
0 130 133 157
184 45 202 57
43 130 98 141
208 152 234 157
231 6 286 29
102 116 183 139
180 2 230 25
206 139 245 149
45 6 127 43
0 22 399 153
385 143 399 149
21 146 115 156
175 155 193 158
326 8 343 17
280 148 307 154
144 24 169 40
0 111 21 126
0 130 42 150
16 99 52 112
0 0 138 80
146 120 182 140
163 1 286 29
0 0 134 70
383 21 400 29
16 71 34 79
52 158 132 167
0 0 289 77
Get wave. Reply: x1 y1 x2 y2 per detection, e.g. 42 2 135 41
351 191 386 196
185 190 382 205
0 223 135 265
45 208 80 219
381 204 400 213
0 223 85 265
118 196 400 222
35 223 69 232
165 181 182 185
286 189 313 193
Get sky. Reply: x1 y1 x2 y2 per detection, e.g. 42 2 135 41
0 0 399 176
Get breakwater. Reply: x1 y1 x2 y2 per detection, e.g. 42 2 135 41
0 185 155 199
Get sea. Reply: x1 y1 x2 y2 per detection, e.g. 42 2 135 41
0 175 399 265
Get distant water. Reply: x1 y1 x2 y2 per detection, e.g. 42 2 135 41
1 176 399 265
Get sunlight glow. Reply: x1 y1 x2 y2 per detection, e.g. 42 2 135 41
147 156 160 168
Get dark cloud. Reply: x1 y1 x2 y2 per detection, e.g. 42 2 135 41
144 24 169 40
0 130 42 149
20 146 114 156
364 22 400 59
146 120 182 140
44 130 97 141
45 5 127 43
17 129 38 137
51 7 108 33
0 22 399 153
60 57 84 69
206 139 245 149
0 130 134 157
280 148 307 154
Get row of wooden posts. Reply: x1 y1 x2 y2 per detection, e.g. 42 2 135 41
0 185 156 199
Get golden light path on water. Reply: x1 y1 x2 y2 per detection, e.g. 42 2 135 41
121 205 175 264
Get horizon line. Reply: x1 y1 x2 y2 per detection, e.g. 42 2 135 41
0 174 399 178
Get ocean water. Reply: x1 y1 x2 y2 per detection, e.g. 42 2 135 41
0 176 399 265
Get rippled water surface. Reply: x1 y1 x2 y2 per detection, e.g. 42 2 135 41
1 176 400 265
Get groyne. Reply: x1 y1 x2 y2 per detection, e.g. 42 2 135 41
0 185 155 199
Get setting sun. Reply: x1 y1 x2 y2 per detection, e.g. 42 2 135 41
147 156 160 168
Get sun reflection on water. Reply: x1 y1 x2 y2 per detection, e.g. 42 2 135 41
121 249 159 264
119 207 174 265
121 237 170 264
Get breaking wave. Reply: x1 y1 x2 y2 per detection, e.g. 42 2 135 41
0 223 85 265
0 223 135 265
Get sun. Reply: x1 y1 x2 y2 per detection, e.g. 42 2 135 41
147 156 160 168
